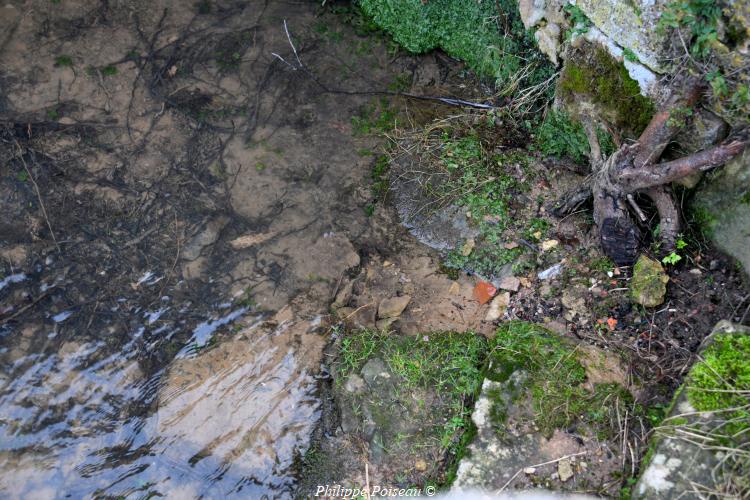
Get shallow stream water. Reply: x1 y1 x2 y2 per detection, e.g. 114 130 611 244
0 1 440 496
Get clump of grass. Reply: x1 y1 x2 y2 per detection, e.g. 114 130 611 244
425 132 537 277
101 65 118 76
356 0 554 93
335 328 488 484
686 333 750 436
337 329 486 395
371 154 390 199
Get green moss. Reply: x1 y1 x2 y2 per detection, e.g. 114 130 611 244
101 65 118 76
559 44 655 138
534 110 616 164
351 97 401 136
355 0 554 90
335 328 488 487
488 321 632 439
433 135 536 278
686 333 750 436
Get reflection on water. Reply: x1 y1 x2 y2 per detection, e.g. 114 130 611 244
0 299 324 498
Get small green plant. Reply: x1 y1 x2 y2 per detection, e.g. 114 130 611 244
46 108 60 120
16 170 29 182
535 110 615 164
662 252 682 265
563 4 593 38
658 0 721 59
662 237 687 265
351 97 400 136
101 65 118 76
54 55 73 67
371 154 390 198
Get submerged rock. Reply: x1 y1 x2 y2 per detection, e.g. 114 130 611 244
630 255 669 307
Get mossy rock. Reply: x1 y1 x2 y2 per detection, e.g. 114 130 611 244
634 321 750 498
630 255 669 308
558 41 655 138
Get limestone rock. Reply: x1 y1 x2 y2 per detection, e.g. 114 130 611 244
694 149 750 279
484 292 510 321
535 23 562 65
377 295 411 319
558 458 574 482
497 276 520 292
630 255 669 308
634 321 750 498
344 374 365 394
361 358 391 387
332 281 353 309
574 0 671 73
562 285 589 321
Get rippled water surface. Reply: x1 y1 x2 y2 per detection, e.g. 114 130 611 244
0 0 418 496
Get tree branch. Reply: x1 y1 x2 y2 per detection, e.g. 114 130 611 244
634 82 702 168
621 138 748 191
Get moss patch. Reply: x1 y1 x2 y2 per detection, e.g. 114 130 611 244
686 333 750 437
534 109 616 164
558 43 655 138
334 329 488 487
487 321 633 439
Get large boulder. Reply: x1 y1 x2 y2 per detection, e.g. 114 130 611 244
694 149 750 279
574 0 670 73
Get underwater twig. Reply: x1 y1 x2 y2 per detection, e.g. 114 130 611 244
14 139 61 253
271 20 499 110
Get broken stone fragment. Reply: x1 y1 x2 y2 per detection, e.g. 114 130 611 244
630 255 669 308
344 374 365 394
377 295 411 319
484 292 510 321
461 238 475 256
332 281 353 309
498 276 520 292
558 458 574 482
541 239 559 251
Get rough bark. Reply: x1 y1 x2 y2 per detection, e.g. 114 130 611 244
554 86 748 266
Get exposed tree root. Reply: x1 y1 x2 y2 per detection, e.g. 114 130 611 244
553 84 749 266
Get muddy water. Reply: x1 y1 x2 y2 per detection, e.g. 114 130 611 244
0 1 443 497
